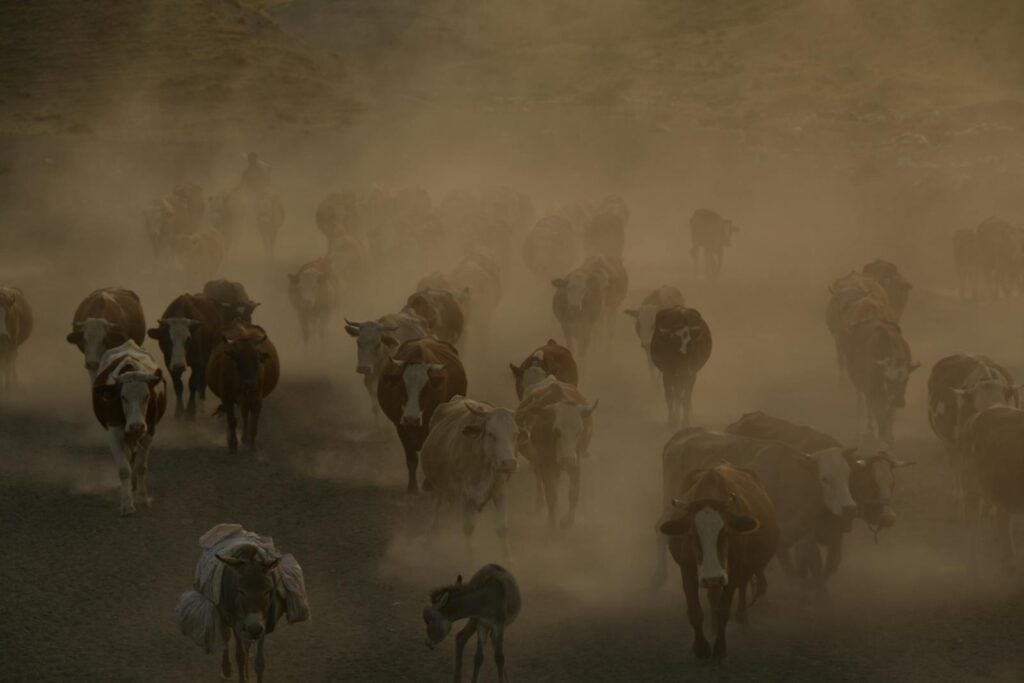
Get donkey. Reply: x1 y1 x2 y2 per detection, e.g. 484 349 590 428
423 564 521 682
216 550 282 683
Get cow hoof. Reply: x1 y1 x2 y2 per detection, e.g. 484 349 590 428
120 502 136 517
406 484 420 495
711 644 726 663
693 638 711 660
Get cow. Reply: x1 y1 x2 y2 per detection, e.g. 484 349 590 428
653 428 858 593
861 259 911 319
975 216 1016 298
146 183 206 260
960 404 1024 571
206 323 280 454
91 341 167 515
825 272 892 379
377 337 467 493
515 377 597 529
552 256 627 357
649 306 712 428
404 288 464 347
952 228 978 300
689 209 738 280
171 228 227 277
326 232 373 291
624 285 686 376
659 465 778 661
509 339 579 401
451 250 502 350
287 258 339 345
724 412 913 581
420 398 519 556
255 193 286 259
203 279 260 324
147 293 224 419
928 354 1018 448
846 319 919 445
0 286 32 392
522 215 580 283
345 312 429 418
583 209 626 260
67 287 147 380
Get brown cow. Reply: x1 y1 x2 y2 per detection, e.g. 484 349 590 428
650 306 712 428
0 286 32 392
67 287 146 379
204 279 260 324
624 285 686 376
862 259 911 320
846 319 918 445
825 272 892 379
92 341 167 515
207 323 280 454
509 339 579 401
659 465 778 661
147 293 224 419
377 337 467 493
404 289 464 347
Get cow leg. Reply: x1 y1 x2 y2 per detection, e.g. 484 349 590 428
736 582 749 626
135 433 154 507
561 463 580 529
662 372 677 428
246 402 262 452
996 507 1015 572
472 625 486 683
107 428 135 516
541 469 559 529
363 373 380 420
711 584 735 662
681 372 697 427
454 618 477 682
682 569 709 659
255 635 266 683
186 367 200 420
533 466 545 510
400 432 420 494
171 369 185 418
224 401 239 453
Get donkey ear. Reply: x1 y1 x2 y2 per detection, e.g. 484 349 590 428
216 553 244 569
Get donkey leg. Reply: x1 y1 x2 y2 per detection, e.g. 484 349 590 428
454 618 477 682
472 627 486 683
107 428 135 516
234 627 247 682
255 635 266 683
493 626 508 683
221 627 232 679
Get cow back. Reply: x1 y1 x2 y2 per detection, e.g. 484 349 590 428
73 288 146 344
724 411 841 453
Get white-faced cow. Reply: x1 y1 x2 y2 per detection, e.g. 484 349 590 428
377 337 468 493
509 339 579 401
67 287 147 381
92 341 167 516
0 286 32 392
552 256 628 357
420 398 520 556
345 311 429 419
147 293 224 419
649 306 711 428
624 285 686 377
288 258 339 345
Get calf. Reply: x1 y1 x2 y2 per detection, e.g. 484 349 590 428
0 286 32 392
420 398 519 556
624 285 685 376
423 564 521 683
659 465 778 661
147 293 224 418
92 341 167 515
67 287 146 379
206 323 280 453
288 258 339 345
509 339 579 400
377 337 467 493
846 319 919 445
649 306 712 427
345 312 429 418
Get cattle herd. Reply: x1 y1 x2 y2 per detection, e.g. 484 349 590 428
3 173 1024 680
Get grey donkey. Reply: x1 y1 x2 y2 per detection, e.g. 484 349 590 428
423 564 521 682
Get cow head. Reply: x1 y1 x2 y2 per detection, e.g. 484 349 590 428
552 269 591 312
289 269 330 309
423 575 462 648
393 360 445 426
657 322 704 354
223 336 271 400
659 494 759 588
549 400 598 468
67 318 124 373
216 552 280 639
345 319 399 374
876 358 919 408
463 404 519 475
846 449 915 530
809 447 859 528
624 305 659 350
147 318 201 373
952 379 1021 416
97 370 162 441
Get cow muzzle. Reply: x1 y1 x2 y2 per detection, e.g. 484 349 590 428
126 423 146 438
701 575 727 589
246 623 264 639
85 361 99 371
401 414 423 427
498 459 519 474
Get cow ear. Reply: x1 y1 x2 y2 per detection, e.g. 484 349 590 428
147 328 161 340
726 514 760 535
623 309 639 318
462 424 483 437
66 332 82 344
509 364 522 377
345 325 360 338
381 335 399 349
551 278 567 288
659 514 693 536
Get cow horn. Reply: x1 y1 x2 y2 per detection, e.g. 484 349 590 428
671 498 686 507
73 321 84 330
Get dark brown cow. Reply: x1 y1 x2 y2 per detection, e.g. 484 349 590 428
377 337 467 493
650 306 712 427
404 288 464 347
509 339 579 400
724 411 840 453
92 341 167 515
689 209 738 280
0 286 32 392
861 259 911 320
204 279 260 324
952 228 978 300
147 293 224 419
624 285 686 376
67 287 146 378
846 319 918 445
659 465 778 661
207 323 280 454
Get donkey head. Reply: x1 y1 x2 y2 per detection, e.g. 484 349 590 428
217 553 280 639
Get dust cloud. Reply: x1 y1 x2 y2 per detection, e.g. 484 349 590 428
2 1 1024 681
